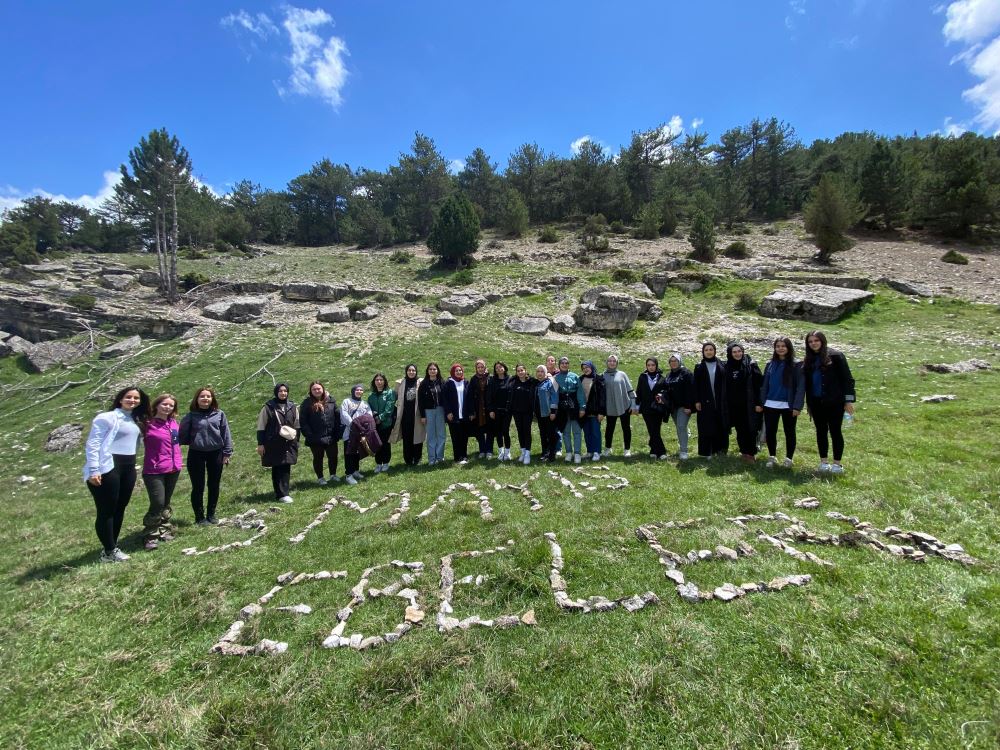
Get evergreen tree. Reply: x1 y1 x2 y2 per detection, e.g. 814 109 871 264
457 148 502 226
804 174 863 262
389 133 451 240
859 140 906 229
0 220 37 263
427 193 480 267
505 143 547 219
498 189 529 237
287 159 353 245
632 203 661 239
687 209 716 262
3 196 62 253
914 134 997 237
571 139 615 217
715 126 750 227
256 191 296 244
618 124 676 210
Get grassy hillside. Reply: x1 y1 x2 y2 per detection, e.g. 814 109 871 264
0 244 998 749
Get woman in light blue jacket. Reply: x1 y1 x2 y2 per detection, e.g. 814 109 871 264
534 364 559 461
82 386 150 563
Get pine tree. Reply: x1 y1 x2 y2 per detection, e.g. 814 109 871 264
860 140 905 230
688 210 716 262
498 189 529 237
804 174 862 262
427 193 480 267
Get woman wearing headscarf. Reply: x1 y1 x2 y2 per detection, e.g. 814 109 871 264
418 363 446 466
635 357 668 459
341 384 373 484
256 383 300 503
576 360 606 461
664 354 694 459
465 358 492 459
693 342 729 459
602 354 637 458
554 356 582 463
390 364 425 466
725 343 763 463
443 363 471 465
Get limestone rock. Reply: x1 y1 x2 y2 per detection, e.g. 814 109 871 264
351 305 379 321
316 304 351 323
923 359 990 374
713 583 743 602
677 583 701 603
773 274 871 290
920 394 956 403
520 609 537 626
137 270 160 287
99 335 142 359
759 284 874 323
550 314 576 334
882 278 934 297
239 603 263 621
580 285 612 304
438 291 487 315
282 282 349 302
45 423 83 452
404 605 425 624
505 316 550 336
100 274 134 292
573 292 641 333
434 311 459 326
735 266 776 281
0 335 33 358
202 296 267 323
25 341 83 373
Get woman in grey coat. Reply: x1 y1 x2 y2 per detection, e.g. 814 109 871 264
602 354 637 457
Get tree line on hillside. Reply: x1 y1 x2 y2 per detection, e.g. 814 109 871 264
2 122 998 277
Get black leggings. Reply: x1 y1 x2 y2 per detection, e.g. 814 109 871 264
402 432 422 465
188 448 224 520
513 411 533 450
537 413 557 458
271 464 291 498
730 408 759 456
492 414 511 449
309 442 339 478
448 421 469 461
605 413 632 450
641 411 666 457
764 408 798 459
810 401 846 461
87 454 136 553
375 427 392 464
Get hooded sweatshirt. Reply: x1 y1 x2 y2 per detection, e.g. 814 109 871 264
341 387 373 441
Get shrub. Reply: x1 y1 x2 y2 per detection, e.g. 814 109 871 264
180 271 211 291
688 210 717 262
611 269 639 284
510 250 523 262
374 292 392 303
731 224 751 236
498 190 529 237
347 300 365 315
582 214 610 252
632 203 661 240
803 174 863 263
67 293 96 311
620 322 646 340
941 249 969 265
427 193 480 268
183 245 209 259
660 201 679 237
609 220 626 234
761 225 779 236
723 240 750 259
447 269 474 286
538 225 559 243
389 249 413 264
734 291 757 311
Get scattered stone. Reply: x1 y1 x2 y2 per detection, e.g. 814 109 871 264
99 335 142 359
665 569 685 585
316 304 351 323
505 316 550 336
45 423 83 452
573 291 641 333
239 603 263 621
409 316 432 329
100 274 134 292
351 305 379 321
275 604 312 615
794 497 821 509
713 583 743 602
734 266 776 281
923 359 990 374
438 291 488 315
0 335 33 356
759 284 874 323
404 605 425 624
202 296 267 323
714 545 739 561
677 583 701 603
25 341 85 373
920 394 956 403
550 314 576 334
18 475 35 484
881 278 934 297
434 310 459 326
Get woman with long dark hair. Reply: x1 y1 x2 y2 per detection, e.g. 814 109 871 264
368 372 397 473
179 386 232 525
465 358 492 459
443 363 471 465
140 393 183 550
757 337 805 468
82 386 150 562
299 381 341 485
389 364 424 466
636 357 668 459
693 342 728 458
803 330 856 474
576 360 606 461
725 343 763 463
507 363 538 464
418 363 446 466
256 383 299 502
487 361 512 461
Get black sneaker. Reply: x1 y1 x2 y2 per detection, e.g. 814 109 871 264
207 516 219 525
196 518 211 526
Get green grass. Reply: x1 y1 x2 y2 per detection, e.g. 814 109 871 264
0 267 998 749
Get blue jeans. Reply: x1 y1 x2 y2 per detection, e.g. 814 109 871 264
582 417 602 455
670 408 690 454
425 407 446 463
562 418 582 455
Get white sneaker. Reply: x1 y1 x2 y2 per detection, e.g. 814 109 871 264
564 453 573 462
381 463 390 473
592 452 601 461
99 550 116 563
458 458 469 466
352 471 363 480
782 458 794 468
679 452 688 460
765 456 777 468
278 495 294 503
345 475 358 485
602 448 612 457
830 463 845 474
317 477 328 486
556 450 563 458
659 454 669 460
818 462 831 473
623 449 632 458
574 453 582 464
649 452 656 459
484 453 493 460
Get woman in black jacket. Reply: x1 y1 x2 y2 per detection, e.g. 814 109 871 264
725 343 763 463
664 353 694 459
300 381 342 485
487 361 512 461
255 383 299 503
418 362 446 466
693 342 728 459
506 364 538 465
636 357 668 459
803 330 856 474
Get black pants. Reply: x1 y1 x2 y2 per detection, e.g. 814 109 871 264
402 432 422 465
142 471 179 536
764 408 798 458
471 423 490 455
492 414 511 449
87 454 136 553
605 413 632 450
344 444 360 476
730 408 759 456
448 420 469 461
810 401 845 461
641 411 666 457
309 442 338 478
271 464 291 498
537 413 557 458
375 427 392 464
512 411 533 451
188 448 224 521
696 408 729 457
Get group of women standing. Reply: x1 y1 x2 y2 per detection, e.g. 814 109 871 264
82 331 855 563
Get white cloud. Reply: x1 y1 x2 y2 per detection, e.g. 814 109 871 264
943 0 1000 44
690 117 704 130
937 116 969 136
448 159 465 175
279 6 349 109
0 170 121 216
570 135 594 155
785 0 806 31
221 10 278 39
943 1 1000 133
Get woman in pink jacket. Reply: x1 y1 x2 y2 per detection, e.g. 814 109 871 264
141 393 183 550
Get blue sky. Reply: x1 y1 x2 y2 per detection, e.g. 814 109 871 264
2 0 999 212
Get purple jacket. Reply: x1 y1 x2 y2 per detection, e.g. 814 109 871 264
143 418 183 475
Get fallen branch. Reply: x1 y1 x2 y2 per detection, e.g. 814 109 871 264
3 379 90 417
223 349 288 394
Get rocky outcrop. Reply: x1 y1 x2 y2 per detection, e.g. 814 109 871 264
881 278 934 297
923 359 990 374
26 341 87 373
551 315 576 334
100 336 143 359
100 275 134 292
642 271 715 296
352 305 379 321
46 423 83 452
772 274 871 289
759 285 874 323
438 291 487 315
202 297 267 323
574 292 641 333
316 304 351 323
282 282 349 302
0 335 34 357
434 311 459 326
505 316 551 336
